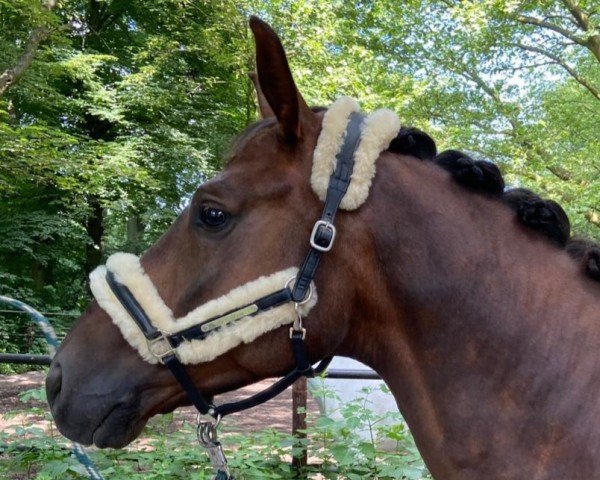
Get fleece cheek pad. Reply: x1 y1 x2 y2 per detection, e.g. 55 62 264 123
90 252 317 365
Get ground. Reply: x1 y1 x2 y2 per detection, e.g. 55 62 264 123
0 371 320 437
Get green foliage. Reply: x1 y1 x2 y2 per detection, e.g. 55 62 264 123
1 0 255 354
1 0 598 355
306 382 428 479
1 385 430 479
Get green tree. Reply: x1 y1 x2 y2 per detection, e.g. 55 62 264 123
0 0 597 354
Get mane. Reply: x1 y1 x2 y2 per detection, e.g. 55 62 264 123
388 126 437 160
502 188 570 247
566 238 600 281
385 125 600 283
434 149 504 195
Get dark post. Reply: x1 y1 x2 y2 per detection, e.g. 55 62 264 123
291 376 308 476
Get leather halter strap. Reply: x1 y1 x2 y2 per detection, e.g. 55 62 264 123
105 111 363 419
292 111 363 302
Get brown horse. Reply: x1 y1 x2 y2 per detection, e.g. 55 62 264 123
46 17 600 480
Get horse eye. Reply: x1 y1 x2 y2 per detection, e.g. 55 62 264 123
197 207 228 229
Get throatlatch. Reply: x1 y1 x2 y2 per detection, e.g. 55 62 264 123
88 97 400 478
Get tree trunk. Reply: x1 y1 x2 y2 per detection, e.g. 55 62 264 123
85 197 104 275
0 27 51 96
126 215 145 254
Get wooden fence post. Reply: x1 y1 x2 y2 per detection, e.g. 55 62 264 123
291 376 308 476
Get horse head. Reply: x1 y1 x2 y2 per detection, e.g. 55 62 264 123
46 17 377 448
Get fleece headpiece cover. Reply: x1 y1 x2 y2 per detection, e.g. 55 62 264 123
311 97 400 210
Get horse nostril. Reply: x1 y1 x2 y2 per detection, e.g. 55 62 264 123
45 360 63 407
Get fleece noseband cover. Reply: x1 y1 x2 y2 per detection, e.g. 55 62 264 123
89 97 398 365
90 253 317 365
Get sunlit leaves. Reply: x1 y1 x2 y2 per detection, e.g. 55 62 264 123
0 0 598 337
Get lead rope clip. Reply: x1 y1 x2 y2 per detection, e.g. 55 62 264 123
197 414 233 480
286 276 313 340
290 303 307 339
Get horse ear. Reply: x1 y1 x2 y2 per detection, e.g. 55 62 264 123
248 72 275 119
249 16 313 143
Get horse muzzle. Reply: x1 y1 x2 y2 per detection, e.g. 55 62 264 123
45 304 172 448
47 359 146 447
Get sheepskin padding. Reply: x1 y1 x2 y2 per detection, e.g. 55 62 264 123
311 97 401 210
90 253 317 364
311 96 360 202
342 109 400 209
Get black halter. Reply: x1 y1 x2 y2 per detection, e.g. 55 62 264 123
105 111 363 419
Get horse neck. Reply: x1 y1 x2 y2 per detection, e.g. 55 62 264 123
336 153 600 479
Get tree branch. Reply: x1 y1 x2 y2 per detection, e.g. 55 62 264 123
514 43 600 100
547 165 573 181
457 67 521 133
514 14 588 46
563 0 592 31
562 0 600 62
0 27 51 96
0 1 57 97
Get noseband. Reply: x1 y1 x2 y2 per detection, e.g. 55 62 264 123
89 98 400 477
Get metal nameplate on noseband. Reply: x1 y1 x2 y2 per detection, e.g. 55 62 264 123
200 304 259 333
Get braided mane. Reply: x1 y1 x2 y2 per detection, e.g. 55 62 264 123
387 127 600 283
229 110 598 283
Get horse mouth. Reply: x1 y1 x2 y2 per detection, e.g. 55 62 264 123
90 401 148 448
88 389 199 448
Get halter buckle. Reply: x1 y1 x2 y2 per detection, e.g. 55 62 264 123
289 326 307 340
310 220 336 252
146 332 176 363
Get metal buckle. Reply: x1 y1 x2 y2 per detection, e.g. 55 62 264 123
146 333 176 363
289 303 307 339
289 326 307 340
309 220 336 252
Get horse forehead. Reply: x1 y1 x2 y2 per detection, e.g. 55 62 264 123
226 111 323 168
220 141 310 190
226 119 279 165
197 163 295 204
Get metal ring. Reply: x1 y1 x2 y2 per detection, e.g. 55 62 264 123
196 413 222 444
285 276 314 305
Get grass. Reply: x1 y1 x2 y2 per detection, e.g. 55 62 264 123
1 381 430 479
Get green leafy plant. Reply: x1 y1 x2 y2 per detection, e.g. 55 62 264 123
1 385 431 479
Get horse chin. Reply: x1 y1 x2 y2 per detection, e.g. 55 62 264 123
52 395 148 449
89 390 212 448
89 402 149 448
